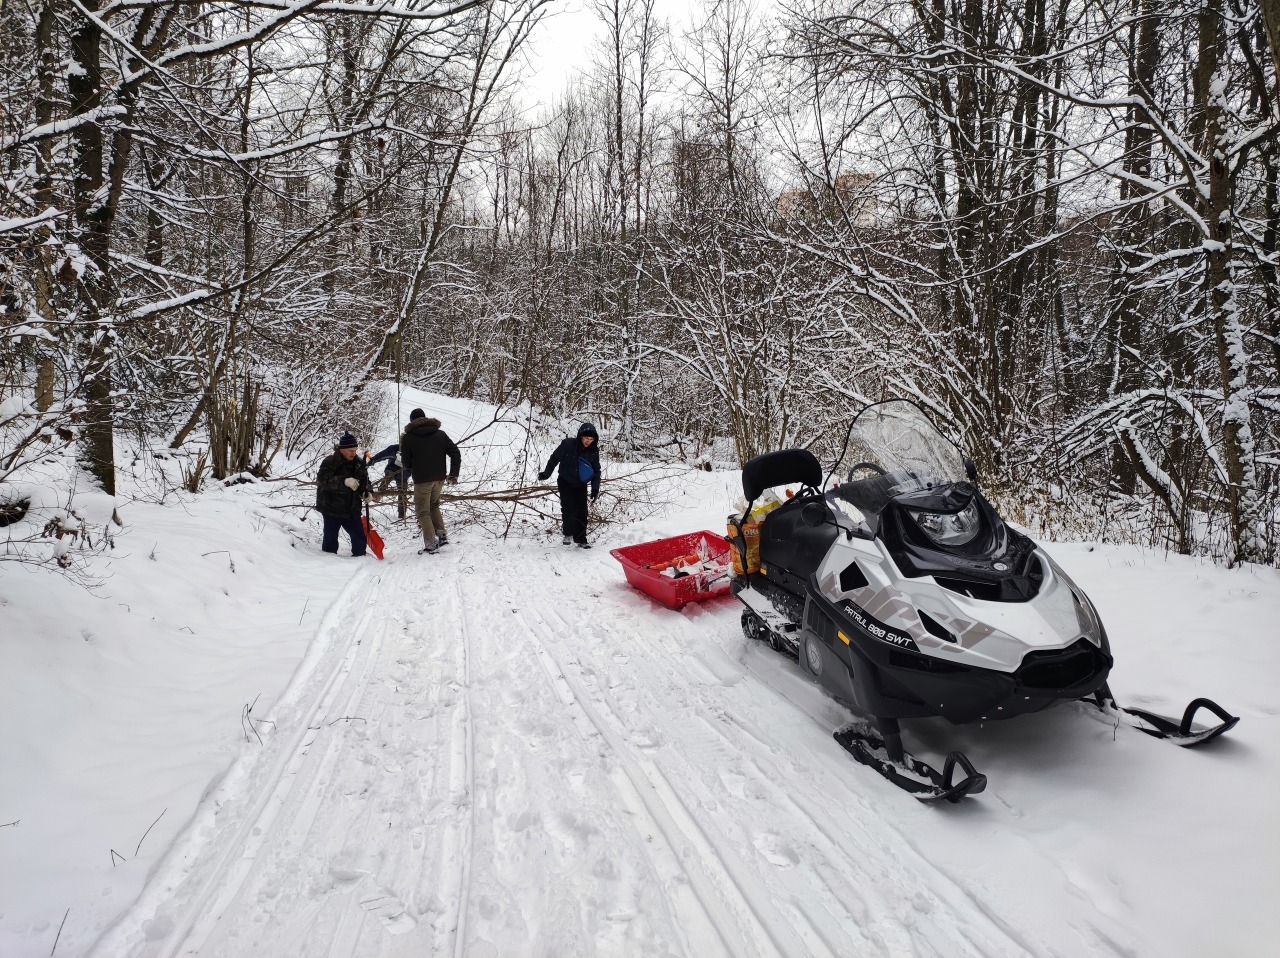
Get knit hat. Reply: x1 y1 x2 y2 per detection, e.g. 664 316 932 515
409 408 426 421
338 431 358 449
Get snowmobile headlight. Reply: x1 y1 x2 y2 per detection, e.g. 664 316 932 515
909 500 980 547
1072 590 1102 641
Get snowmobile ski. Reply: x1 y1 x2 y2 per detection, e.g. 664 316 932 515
1085 685 1238 746
833 723 987 803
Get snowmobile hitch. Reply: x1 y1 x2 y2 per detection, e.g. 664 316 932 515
834 723 987 804
1087 685 1239 746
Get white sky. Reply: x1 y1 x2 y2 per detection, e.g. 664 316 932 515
514 0 700 113
517 0 599 107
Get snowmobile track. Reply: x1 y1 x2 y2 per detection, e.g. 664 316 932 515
440 577 476 958
542 549 1037 957
511 600 790 958
195 577 401 958
719 634 1045 957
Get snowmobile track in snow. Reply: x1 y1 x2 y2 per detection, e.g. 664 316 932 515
511 600 791 958
95 539 1093 958
442 577 477 958
524 550 1031 958
718 627 1044 956
607 553 1046 956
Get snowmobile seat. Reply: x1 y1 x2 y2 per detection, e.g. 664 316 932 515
742 448 823 503
759 494 840 588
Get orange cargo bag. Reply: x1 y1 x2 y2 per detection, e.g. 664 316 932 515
726 515 761 575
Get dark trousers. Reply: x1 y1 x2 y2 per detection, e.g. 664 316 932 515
558 482 589 543
322 514 367 556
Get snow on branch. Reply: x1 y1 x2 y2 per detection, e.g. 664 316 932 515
182 122 388 164
0 107 127 151
0 207 69 235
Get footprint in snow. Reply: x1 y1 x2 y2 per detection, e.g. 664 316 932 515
328 864 367 883
753 832 800 868
360 890 417 934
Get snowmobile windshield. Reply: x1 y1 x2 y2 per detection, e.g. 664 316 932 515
832 401 967 499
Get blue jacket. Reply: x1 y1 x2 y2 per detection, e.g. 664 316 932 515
541 423 601 497
368 444 402 476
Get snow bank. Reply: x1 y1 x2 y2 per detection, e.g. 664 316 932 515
0 476 359 957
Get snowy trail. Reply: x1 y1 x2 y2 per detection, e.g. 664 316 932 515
92 532 1042 958
90 527 1267 958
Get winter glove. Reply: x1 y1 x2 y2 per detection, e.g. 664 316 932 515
362 494 372 503
591 491 599 502
538 470 551 481
447 476 458 485
344 477 360 491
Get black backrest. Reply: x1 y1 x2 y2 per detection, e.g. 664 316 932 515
742 449 823 502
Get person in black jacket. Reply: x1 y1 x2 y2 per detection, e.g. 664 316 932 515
315 431 371 556
400 408 461 554
539 422 601 548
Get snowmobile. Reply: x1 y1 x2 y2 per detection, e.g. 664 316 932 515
729 400 1238 802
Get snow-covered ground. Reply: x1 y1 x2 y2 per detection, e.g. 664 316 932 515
2 389 1277 958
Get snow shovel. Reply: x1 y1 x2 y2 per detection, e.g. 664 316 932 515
363 499 385 560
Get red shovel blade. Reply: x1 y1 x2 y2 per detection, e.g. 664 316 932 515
362 517 385 560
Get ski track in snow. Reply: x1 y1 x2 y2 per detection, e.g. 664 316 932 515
527 550 1033 958
95 532 1144 958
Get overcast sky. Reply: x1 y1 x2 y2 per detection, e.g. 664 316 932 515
514 0 699 112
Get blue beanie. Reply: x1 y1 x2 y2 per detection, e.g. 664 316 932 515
338 431 358 449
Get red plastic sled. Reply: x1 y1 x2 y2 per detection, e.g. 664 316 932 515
610 531 734 609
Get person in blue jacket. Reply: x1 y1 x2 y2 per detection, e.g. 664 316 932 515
366 443 405 496
539 422 601 548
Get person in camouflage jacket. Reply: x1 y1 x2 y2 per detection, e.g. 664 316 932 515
316 431 370 556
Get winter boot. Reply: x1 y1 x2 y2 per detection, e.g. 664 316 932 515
562 535 572 546
418 537 439 555
438 531 449 546
576 541 592 550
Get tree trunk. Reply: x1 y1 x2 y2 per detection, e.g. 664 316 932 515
67 0 116 495
1197 0 1264 563
1258 0 1280 80
1109 0 1161 493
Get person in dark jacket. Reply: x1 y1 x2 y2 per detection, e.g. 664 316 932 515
316 431 371 556
538 422 601 548
400 408 461 554
366 443 406 495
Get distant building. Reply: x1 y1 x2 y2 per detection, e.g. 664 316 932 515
776 172 877 226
